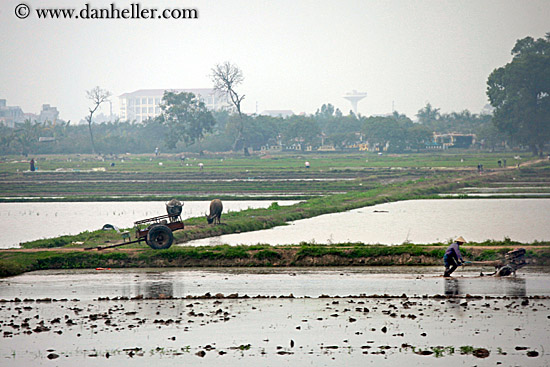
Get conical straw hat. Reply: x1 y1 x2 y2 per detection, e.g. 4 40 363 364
455 236 467 243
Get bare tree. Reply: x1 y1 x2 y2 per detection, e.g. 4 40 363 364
211 62 248 155
85 86 111 154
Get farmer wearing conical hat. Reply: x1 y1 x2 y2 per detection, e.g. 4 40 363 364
443 236 466 277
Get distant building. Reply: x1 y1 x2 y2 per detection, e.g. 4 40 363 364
78 112 115 125
260 110 294 118
38 104 59 123
24 113 39 121
371 113 394 118
260 144 282 153
0 99 25 127
343 90 367 115
432 133 476 149
119 89 228 123
317 145 336 151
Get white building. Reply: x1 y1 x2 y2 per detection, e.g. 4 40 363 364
260 110 294 118
38 104 59 123
119 89 228 123
0 99 24 127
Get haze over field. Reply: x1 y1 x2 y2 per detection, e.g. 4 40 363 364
1 0 549 121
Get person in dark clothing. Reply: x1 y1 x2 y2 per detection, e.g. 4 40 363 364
443 236 466 277
30 158 35 172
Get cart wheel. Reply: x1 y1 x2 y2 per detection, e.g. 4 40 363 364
146 225 173 250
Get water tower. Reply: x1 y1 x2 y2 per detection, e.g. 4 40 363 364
343 90 367 115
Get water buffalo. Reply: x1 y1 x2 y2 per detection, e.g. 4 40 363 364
206 199 223 224
166 198 183 219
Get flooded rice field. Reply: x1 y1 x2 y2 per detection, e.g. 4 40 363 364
1 267 549 366
187 198 550 246
0 200 299 249
2 266 550 300
2 199 549 365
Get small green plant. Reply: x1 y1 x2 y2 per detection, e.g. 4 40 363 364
238 344 251 351
431 346 445 357
460 345 475 355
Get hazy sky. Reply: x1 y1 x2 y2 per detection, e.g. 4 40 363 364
1 0 549 122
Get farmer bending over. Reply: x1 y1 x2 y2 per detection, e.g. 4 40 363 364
444 236 466 277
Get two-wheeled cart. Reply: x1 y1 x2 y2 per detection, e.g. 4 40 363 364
132 213 184 249
90 199 184 251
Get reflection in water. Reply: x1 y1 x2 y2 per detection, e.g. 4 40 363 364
502 277 527 297
0 267 544 301
134 272 175 298
444 276 526 297
142 281 174 298
444 278 460 296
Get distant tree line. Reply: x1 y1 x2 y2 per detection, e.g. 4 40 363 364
0 118 169 155
0 101 500 156
2 34 548 157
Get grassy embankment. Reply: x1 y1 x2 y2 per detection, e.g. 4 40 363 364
1 241 549 278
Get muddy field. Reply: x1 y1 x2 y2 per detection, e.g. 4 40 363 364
1 267 549 366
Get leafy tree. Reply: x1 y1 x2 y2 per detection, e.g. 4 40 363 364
325 114 363 150
246 115 280 150
13 119 40 156
211 110 231 133
85 86 111 154
429 109 487 134
211 62 248 154
407 124 433 150
223 114 250 151
363 116 406 152
0 125 12 151
315 103 335 119
440 110 482 133
392 113 433 150
391 111 412 124
476 121 510 152
487 33 550 156
315 103 344 136
282 115 321 149
156 91 216 149
363 114 432 152
326 131 357 150
416 103 440 125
